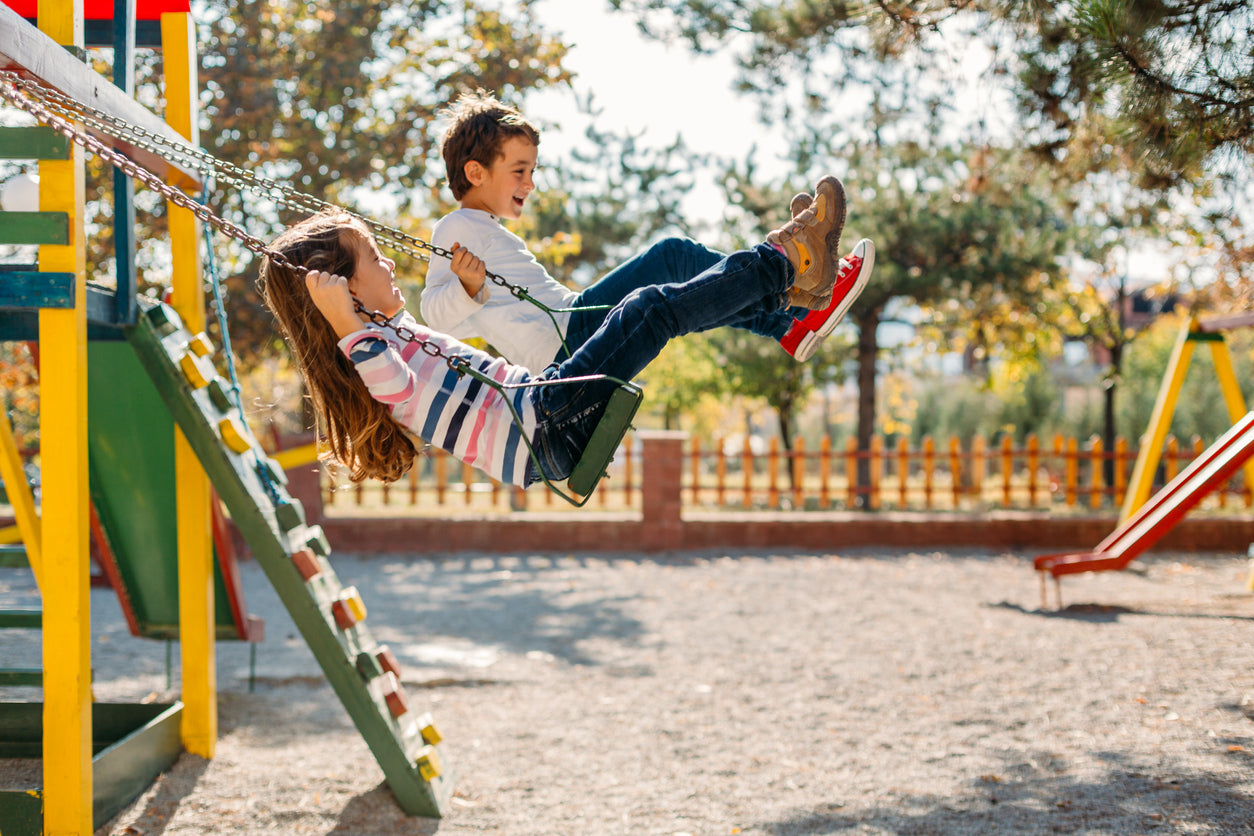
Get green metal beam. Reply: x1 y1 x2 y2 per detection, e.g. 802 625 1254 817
0 271 76 309
0 609 41 628
0 543 29 568
0 126 71 160
0 788 41 836
0 212 69 246
0 701 183 832
0 668 42 686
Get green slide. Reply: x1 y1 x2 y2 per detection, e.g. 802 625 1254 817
87 339 259 641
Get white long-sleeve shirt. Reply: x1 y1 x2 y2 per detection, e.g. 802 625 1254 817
339 310 538 487
419 208 578 374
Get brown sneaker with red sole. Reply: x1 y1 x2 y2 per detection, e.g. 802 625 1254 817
766 175 846 308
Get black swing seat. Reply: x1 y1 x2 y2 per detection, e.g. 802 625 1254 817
566 382 643 498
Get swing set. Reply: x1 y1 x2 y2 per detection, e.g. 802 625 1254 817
0 70 641 506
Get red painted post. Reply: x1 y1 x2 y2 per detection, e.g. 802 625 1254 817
768 437 780 509
869 434 882 510
844 437 857 508
1089 435 1104 509
898 437 909 508
1001 435 1013 507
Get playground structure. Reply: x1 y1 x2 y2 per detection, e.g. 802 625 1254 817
0 2 450 832
1035 313 1254 606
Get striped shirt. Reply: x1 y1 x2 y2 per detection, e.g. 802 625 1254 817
338 311 539 487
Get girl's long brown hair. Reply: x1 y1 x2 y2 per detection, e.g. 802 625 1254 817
258 211 417 482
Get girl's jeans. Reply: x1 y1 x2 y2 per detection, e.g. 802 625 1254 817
527 243 793 484
553 236 798 364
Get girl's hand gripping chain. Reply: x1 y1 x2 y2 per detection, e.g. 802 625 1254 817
306 270 368 339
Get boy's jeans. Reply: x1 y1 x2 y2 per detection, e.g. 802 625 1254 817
554 236 797 364
527 243 792 484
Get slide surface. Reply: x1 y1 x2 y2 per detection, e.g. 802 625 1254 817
1036 411 1254 577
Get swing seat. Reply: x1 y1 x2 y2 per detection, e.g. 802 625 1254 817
567 382 643 499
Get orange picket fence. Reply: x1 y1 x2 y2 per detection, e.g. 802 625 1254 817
318 432 1253 517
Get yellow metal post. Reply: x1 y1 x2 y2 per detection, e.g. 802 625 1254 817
1207 338 1254 496
37 1 92 832
161 10 216 758
0 405 43 588
1120 319 1196 522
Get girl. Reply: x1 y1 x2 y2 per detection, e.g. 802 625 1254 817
258 189 847 489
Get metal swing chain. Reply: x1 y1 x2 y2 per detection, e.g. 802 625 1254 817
0 70 608 341
0 71 479 381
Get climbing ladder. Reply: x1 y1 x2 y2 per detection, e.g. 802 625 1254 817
125 297 453 816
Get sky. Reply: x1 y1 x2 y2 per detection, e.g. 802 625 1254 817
528 0 767 170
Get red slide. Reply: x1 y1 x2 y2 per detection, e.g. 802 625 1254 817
1036 410 1254 578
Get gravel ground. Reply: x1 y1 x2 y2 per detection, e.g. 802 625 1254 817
3 547 1254 835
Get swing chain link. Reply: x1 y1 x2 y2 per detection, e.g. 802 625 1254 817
0 70 474 376
353 302 472 375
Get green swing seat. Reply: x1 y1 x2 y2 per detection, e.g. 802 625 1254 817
565 381 643 499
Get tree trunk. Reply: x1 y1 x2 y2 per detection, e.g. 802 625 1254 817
855 308 881 509
1103 341 1123 490
778 403 796 491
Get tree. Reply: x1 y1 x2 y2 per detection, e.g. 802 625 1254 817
838 140 1071 502
611 0 1253 499
608 0 1254 178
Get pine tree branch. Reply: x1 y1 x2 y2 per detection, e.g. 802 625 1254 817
1105 35 1254 112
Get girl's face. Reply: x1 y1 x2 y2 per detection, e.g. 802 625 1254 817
348 232 404 317
460 135 538 220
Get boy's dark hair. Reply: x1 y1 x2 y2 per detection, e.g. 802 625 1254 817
440 90 540 200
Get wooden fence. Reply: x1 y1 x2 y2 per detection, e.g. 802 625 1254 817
318 432 1253 516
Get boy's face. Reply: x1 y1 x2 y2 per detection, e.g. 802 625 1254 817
461 135 538 220
348 232 405 317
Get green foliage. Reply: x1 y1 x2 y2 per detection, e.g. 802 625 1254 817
710 325 853 452
634 332 726 430
911 368 1067 446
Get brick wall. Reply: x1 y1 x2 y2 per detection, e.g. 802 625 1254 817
314 432 1254 557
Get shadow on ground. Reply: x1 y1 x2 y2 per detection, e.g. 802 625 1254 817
757 750 1254 835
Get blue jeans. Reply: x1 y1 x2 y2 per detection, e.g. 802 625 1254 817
553 236 799 364
526 243 793 483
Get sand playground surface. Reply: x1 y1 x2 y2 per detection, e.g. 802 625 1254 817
2 547 1254 835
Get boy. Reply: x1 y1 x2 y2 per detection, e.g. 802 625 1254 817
419 90 873 372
